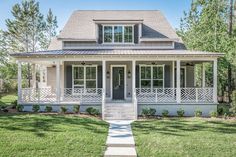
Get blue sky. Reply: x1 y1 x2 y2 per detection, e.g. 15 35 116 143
0 0 191 32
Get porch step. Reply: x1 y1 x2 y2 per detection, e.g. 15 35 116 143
104 103 135 120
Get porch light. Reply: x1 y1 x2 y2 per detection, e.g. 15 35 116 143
106 71 110 78
128 70 131 78
81 61 85 65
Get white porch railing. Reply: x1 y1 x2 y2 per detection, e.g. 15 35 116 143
136 88 176 103
20 88 103 104
136 88 214 103
181 88 214 103
21 88 57 103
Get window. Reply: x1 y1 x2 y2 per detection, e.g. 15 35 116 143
124 26 133 43
114 26 123 43
103 25 133 43
140 65 164 88
104 26 113 43
73 65 97 93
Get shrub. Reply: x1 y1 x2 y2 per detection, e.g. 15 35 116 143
141 108 156 117
162 109 169 117
11 100 18 109
73 105 80 113
217 107 224 115
86 107 99 116
16 105 24 112
194 109 202 117
177 108 185 117
45 105 52 112
32 105 40 112
60 106 67 113
210 111 218 118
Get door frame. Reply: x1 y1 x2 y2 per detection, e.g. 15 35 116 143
110 65 127 100
175 66 187 87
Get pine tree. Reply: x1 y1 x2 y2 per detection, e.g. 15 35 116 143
40 8 58 50
5 0 46 87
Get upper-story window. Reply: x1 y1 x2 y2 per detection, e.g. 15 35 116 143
103 25 134 44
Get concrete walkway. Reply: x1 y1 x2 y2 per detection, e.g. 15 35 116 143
104 120 137 157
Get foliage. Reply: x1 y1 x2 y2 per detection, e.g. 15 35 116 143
73 105 80 113
45 105 52 112
210 110 218 117
194 109 202 117
217 107 224 115
177 108 185 117
162 110 169 117
141 108 156 117
60 106 67 113
16 104 24 112
86 107 100 116
32 105 40 112
11 100 18 109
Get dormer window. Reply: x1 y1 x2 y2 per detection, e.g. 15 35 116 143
103 25 134 44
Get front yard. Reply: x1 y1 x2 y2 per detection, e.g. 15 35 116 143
132 118 236 157
0 114 108 157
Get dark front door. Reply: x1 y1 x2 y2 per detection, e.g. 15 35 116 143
112 67 125 100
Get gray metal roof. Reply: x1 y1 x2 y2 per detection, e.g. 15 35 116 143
11 49 224 57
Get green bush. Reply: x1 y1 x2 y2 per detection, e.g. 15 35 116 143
11 100 18 109
141 108 156 117
86 107 99 116
177 108 185 117
32 105 40 112
60 106 67 113
210 111 218 118
162 109 169 117
194 109 202 117
45 105 52 112
73 105 80 113
16 105 24 112
217 107 224 115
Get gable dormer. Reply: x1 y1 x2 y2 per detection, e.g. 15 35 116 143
55 10 184 50
94 19 143 44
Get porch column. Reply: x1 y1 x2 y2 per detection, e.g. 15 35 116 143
172 61 175 88
56 61 61 103
202 63 206 87
132 60 137 119
213 59 218 103
17 61 22 103
102 60 106 119
32 64 36 88
176 60 181 103
40 65 44 86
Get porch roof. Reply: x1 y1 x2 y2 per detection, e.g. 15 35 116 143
11 49 224 58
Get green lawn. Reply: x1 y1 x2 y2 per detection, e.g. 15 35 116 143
0 114 108 157
132 118 236 157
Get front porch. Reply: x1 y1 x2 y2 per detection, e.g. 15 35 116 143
17 56 218 119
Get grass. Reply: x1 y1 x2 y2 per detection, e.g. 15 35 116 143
132 118 236 157
0 113 109 157
0 93 17 107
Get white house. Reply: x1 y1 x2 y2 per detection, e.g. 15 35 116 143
11 10 223 120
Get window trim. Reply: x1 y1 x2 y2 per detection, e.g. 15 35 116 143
72 65 98 94
102 24 134 44
139 64 165 89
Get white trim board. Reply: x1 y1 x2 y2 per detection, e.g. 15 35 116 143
110 65 127 100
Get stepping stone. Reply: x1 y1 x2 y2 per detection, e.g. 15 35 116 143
104 147 137 157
